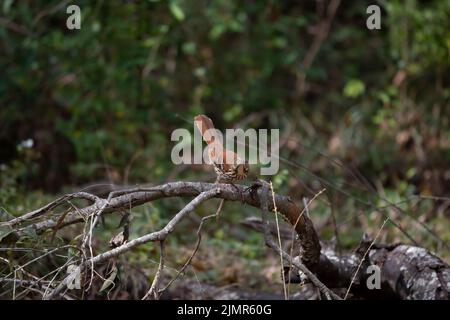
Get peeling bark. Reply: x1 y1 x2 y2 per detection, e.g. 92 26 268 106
285 242 450 300
2 181 449 300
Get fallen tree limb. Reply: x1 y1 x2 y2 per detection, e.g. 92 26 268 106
243 216 450 300
255 179 341 299
4 181 322 269
316 241 450 300
40 188 221 300
2 181 449 300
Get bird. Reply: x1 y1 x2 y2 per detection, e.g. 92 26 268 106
194 114 249 184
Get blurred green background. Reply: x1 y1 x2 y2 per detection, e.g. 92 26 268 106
0 0 449 298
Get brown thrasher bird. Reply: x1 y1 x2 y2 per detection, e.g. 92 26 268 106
194 114 249 183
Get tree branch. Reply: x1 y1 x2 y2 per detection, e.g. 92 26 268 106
41 188 220 300
6 180 449 300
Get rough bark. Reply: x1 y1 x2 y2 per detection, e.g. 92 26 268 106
2 181 448 300
2 181 322 269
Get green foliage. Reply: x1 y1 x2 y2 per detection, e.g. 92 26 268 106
343 79 365 98
0 1 449 298
1 1 447 192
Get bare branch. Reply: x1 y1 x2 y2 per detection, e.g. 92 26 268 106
7 180 447 300
142 241 165 300
160 210 218 294
256 179 342 300
9 182 322 270
42 188 220 300
3 192 100 227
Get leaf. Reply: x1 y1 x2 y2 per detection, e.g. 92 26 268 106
182 42 196 55
210 24 226 40
99 265 118 292
0 226 13 242
343 79 365 98
2 0 14 14
169 1 185 21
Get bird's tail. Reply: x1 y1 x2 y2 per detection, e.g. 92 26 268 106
194 114 221 147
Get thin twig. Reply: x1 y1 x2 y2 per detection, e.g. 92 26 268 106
142 241 165 300
3 192 100 227
269 181 287 300
287 188 326 299
258 181 341 300
344 217 389 300
160 211 218 294
295 0 341 96
42 188 220 300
